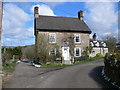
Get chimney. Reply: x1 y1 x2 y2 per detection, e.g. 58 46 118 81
78 10 83 20
93 33 97 41
34 6 39 18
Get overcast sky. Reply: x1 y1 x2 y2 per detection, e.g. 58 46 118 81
2 1 119 46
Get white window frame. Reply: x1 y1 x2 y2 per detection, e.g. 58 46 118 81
49 48 56 55
74 48 81 57
74 34 81 43
49 33 56 44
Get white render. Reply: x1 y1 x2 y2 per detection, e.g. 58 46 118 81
90 39 108 57
89 47 108 57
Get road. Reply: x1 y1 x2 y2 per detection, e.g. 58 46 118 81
3 60 114 88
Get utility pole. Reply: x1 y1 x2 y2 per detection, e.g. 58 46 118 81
0 0 3 89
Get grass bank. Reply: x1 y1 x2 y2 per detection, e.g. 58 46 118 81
41 63 72 67
2 61 18 73
42 56 103 68
74 56 103 65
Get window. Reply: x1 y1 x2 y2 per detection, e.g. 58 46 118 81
49 48 56 55
49 33 56 43
74 34 80 43
74 48 81 57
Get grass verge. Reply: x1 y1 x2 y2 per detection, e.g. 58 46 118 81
41 63 72 68
74 56 103 65
2 61 18 73
41 56 103 68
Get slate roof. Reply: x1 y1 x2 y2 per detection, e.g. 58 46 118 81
35 15 91 33
90 39 107 47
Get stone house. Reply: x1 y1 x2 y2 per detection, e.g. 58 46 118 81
34 7 91 64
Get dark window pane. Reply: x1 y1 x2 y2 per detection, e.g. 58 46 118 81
50 48 56 55
75 35 80 43
49 34 56 43
76 48 79 56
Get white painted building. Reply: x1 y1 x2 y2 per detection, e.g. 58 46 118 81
89 34 108 57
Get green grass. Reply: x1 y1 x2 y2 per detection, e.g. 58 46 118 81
41 56 103 68
41 63 73 67
74 56 103 65
2 61 18 73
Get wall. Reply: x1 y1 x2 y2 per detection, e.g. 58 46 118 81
89 47 108 57
104 56 120 87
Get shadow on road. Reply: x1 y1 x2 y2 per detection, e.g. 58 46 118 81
89 66 116 89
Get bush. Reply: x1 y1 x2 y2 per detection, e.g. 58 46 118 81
2 61 17 72
104 51 120 86
74 56 89 62
105 52 120 60
96 53 104 57
34 60 42 64
115 53 120 59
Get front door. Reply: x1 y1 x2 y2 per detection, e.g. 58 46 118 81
62 47 70 60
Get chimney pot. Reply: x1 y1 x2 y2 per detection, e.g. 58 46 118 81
78 10 83 20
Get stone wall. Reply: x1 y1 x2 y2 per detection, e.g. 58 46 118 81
36 31 90 63
104 56 120 87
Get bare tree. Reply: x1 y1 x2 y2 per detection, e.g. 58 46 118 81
103 34 117 52
68 36 75 59
36 34 50 64
22 45 35 60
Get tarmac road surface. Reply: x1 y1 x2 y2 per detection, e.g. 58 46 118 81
3 60 114 88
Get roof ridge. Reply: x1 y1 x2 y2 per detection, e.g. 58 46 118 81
39 15 78 19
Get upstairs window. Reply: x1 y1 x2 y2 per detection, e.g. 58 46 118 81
74 48 81 57
49 48 56 55
74 34 80 43
49 33 56 43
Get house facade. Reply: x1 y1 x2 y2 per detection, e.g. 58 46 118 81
89 33 108 57
34 7 91 64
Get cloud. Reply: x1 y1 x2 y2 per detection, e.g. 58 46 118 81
2 3 56 46
31 4 56 16
2 4 35 46
39 2 66 8
6 38 11 41
3 0 119 2
85 2 118 39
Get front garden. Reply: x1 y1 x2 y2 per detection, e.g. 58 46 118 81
41 55 103 68
2 53 104 72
